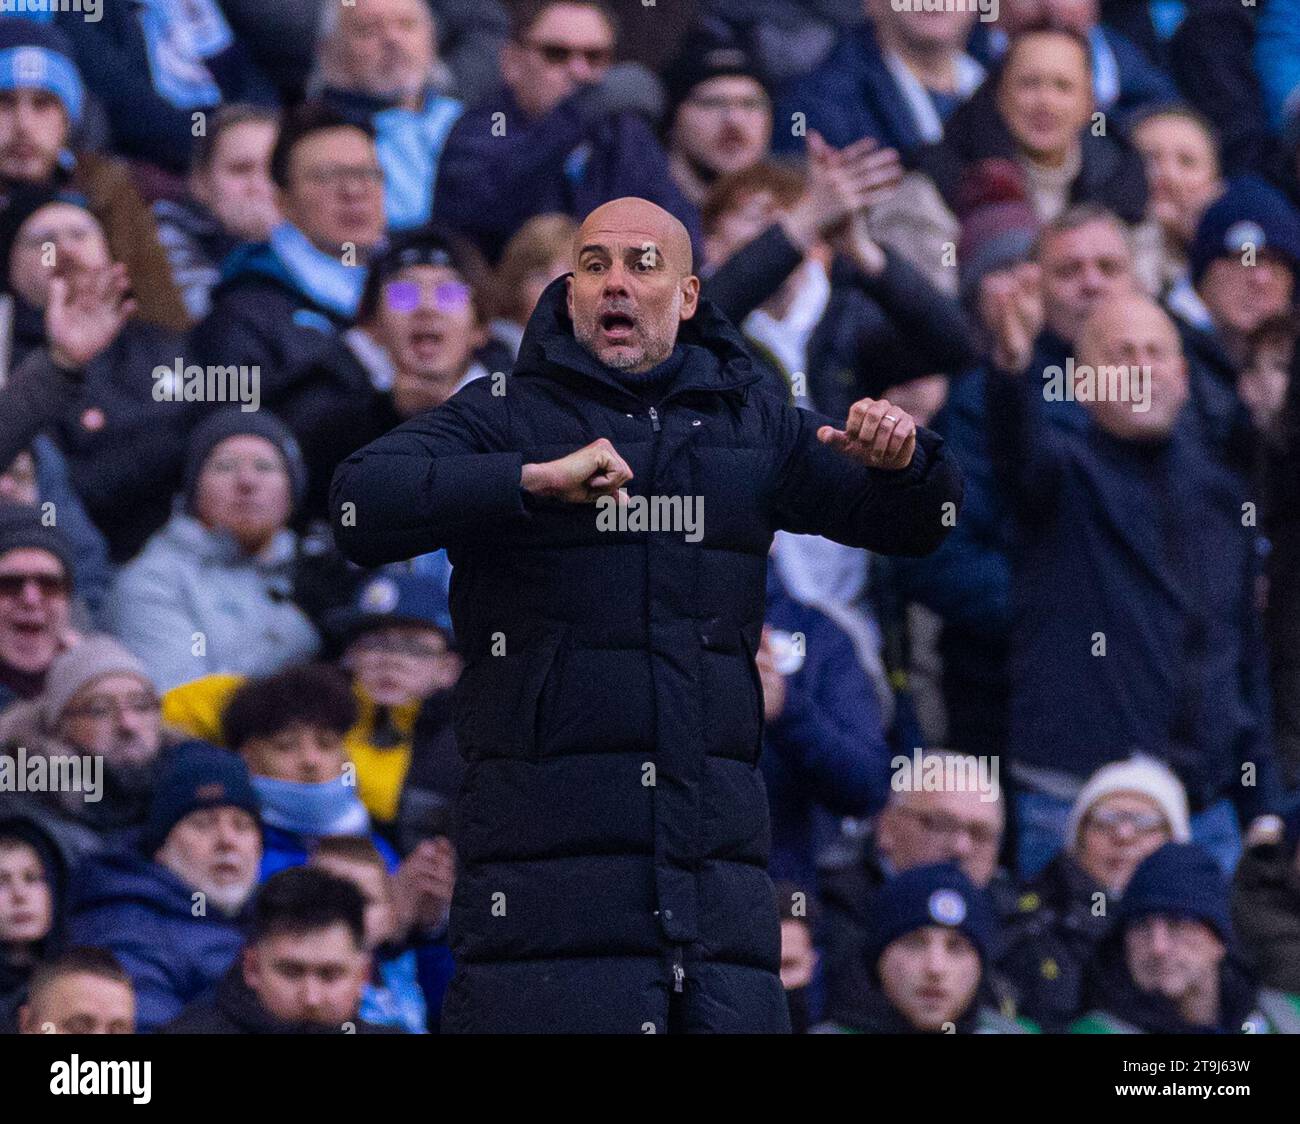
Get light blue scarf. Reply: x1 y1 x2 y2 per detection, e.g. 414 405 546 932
270 221 369 319
137 0 233 110
252 774 371 837
375 91 464 231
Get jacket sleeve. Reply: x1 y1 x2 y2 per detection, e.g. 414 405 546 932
767 400 963 557
985 363 1071 525
330 382 526 566
0 350 79 472
107 556 210 695
701 223 804 326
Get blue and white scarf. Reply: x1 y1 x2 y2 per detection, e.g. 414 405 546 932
137 0 233 110
375 90 464 231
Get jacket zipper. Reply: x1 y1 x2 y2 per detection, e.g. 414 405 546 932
648 405 661 432
672 947 685 993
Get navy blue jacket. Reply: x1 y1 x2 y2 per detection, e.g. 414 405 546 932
65 846 246 1032
761 566 891 890
330 279 962 1032
987 364 1279 819
432 86 701 262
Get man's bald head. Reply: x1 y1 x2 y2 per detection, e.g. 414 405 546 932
574 197 694 277
567 197 700 372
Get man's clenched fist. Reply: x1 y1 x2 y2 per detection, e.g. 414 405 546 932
522 437 633 502
817 397 917 470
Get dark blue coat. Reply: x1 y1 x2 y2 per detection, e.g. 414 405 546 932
432 87 701 262
987 365 1280 819
65 847 246 1032
330 279 962 1032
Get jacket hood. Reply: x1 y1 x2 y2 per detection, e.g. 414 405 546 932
0 809 69 949
514 275 762 405
158 510 299 572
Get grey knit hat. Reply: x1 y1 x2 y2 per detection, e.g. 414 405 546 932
41 634 153 730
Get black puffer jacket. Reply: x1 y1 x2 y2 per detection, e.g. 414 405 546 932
330 279 963 1033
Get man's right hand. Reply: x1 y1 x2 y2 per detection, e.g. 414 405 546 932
986 262 1044 375
46 263 136 371
781 131 903 250
522 437 633 503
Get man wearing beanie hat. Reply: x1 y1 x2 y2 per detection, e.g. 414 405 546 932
0 504 74 712
817 863 1033 1034
1072 843 1300 1033
0 18 188 332
0 633 203 863
107 408 320 694
65 741 263 1032
997 757 1188 1032
663 36 772 209
1178 176 1300 381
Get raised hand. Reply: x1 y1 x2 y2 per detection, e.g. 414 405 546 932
817 396 917 470
521 437 633 503
782 131 904 249
46 263 136 370
985 262 1044 375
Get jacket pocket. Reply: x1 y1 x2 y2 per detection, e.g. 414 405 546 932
738 625 766 766
453 629 567 762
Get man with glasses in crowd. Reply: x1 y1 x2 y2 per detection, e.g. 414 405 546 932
433 0 698 261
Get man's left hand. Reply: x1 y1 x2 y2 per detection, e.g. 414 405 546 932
817 397 917 470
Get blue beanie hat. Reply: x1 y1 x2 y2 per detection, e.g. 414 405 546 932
143 740 261 856
1189 175 1300 288
866 862 996 969
1118 842 1233 945
0 19 84 128
183 408 308 513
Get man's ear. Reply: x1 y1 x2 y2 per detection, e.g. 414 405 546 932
679 275 700 321
565 273 574 319
241 945 259 990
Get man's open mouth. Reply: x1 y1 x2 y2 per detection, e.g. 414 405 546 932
599 311 636 341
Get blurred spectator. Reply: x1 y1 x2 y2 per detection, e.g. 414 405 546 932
316 0 465 232
164 864 399 1033
987 288 1280 878
981 0 1176 125
774 880 818 1033
310 835 427 1033
998 756 1189 1031
774 1 985 156
220 663 397 877
817 863 1033 1033
65 742 263 1031
0 813 66 1022
433 0 698 261
189 103 387 393
0 199 191 562
1233 806 1300 996
488 212 578 357
54 0 278 176
1073 843 1300 1033
0 636 189 862
154 104 281 320
1130 106 1224 302
15 947 134 1034
0 19 190 331
108 411 320 693
0 505 75 711
662 36 772 209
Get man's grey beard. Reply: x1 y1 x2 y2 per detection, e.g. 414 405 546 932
575 321 674 373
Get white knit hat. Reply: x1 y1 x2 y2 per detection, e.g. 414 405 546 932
1065 756 1191 851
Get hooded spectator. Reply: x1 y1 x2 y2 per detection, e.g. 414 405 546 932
0 635 193 861
316 0 465 232
998 756 1190 1030
107 410 321 693
65 742 263 1031
153 104 281 320
1073 843 1300 1033
432 0 699 261
53 0 278 177
0 18 189 330
817 863 1033 1033
0 198 193 562
163 864 399 1033
0 813 66 1021
0 505 75 711
15 946 134 1034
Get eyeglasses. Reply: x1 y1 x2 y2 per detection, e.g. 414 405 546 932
0 572 69 599
522 39 614 69
62 693 161 721
352 633 449 659
385 279 472 313
1085 807 1169 837
686 93 770 115
896 806 1000 849
299 164 385 189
